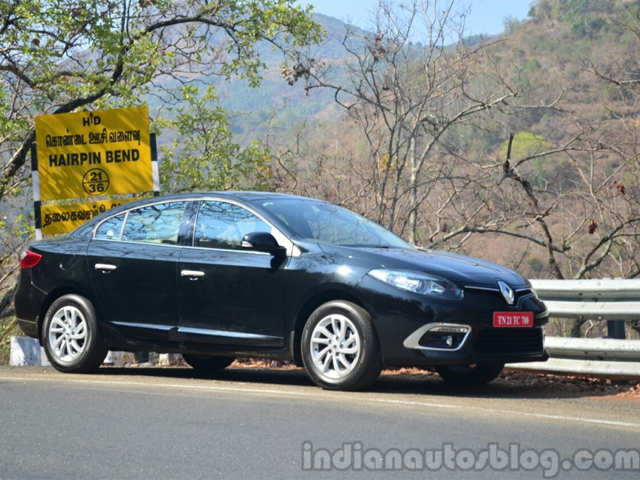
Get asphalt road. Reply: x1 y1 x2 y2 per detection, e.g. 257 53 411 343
0 366 638 479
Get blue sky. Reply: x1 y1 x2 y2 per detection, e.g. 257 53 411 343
300 0 533 36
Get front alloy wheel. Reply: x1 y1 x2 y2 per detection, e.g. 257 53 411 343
310 313 361 381
301 300 381 390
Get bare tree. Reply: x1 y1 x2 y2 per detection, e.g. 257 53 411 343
275 0 640 288
296 0 515 244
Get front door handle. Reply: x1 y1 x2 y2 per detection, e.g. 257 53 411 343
181 269 205 279
95 263 117 272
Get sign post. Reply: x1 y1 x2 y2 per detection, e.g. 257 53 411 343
32 106 158 238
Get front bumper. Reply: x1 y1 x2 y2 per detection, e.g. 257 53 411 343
401 322 548 366
358 275 549 367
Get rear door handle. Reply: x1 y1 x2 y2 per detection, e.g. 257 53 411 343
95 263 117 272
181 269 205 279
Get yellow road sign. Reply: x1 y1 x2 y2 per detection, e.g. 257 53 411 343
35 106 153 201
40 199 124 236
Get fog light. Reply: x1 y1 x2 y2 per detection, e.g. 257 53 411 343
418 331 466 349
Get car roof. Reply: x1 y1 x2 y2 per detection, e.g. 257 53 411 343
113 191 312 211
71 191 316 237
137 191 309 202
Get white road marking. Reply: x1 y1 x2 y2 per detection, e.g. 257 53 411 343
1 374 638 430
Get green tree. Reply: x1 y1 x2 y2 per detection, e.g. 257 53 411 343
0 0 322 199
159 85 272 193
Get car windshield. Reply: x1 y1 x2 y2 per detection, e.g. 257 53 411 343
259 199 413 249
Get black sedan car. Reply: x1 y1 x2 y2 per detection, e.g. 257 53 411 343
15 192 548 390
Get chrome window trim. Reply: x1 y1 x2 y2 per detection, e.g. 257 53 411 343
90 238 271 255
91 196 300 257
180 243 271 255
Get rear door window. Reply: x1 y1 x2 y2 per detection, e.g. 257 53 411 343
122 201 188 245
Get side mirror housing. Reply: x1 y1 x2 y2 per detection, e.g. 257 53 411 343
241 232 286 256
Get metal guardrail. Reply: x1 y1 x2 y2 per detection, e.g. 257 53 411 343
544 337 640 361
507 279 640 378
530 278 640 300
531 278 640 321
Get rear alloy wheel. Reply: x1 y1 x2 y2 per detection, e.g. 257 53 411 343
43 294 107 373
436 362 504 386
301 300 381 390
183 354 234 372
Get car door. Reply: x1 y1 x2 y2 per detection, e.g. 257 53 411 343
177 199 288 348
87 200 189 342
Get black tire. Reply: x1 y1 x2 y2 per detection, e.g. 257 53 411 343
436 362 504 386
301 300 381 391
42 294 107 373
183 354 234 372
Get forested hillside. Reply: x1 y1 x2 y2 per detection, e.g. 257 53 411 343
237 0 640 282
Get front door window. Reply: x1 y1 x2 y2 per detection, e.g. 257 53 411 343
194 201 270 249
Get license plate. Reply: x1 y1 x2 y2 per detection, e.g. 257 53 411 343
493 311 534 328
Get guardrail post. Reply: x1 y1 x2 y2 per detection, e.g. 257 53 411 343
606 320 626 339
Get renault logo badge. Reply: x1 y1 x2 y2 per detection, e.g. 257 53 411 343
498 281 514 305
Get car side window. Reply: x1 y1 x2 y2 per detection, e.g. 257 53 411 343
95 213 125 240
122 201 188 245
194 201 270 250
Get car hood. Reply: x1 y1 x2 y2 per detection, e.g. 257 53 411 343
320 245 529 289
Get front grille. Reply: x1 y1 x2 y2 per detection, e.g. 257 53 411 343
475 328 543 355
463 287 532 310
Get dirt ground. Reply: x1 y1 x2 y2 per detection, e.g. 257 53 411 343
212 359 640 400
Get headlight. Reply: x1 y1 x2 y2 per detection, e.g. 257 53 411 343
368 269 463 299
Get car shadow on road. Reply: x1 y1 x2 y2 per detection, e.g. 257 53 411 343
96 365 636 400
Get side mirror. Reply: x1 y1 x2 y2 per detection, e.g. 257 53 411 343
241 232 286 256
